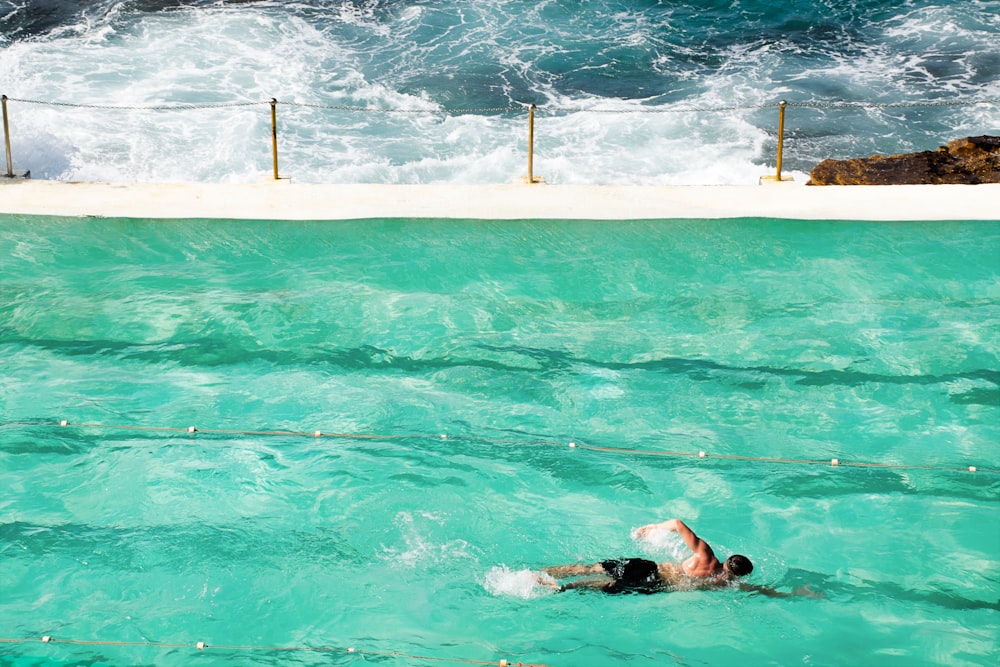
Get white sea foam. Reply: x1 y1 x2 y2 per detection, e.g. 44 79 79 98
0 4 788 184
0 0 995 184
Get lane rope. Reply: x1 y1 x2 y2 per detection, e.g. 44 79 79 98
1 419 993 475
0 636 551 666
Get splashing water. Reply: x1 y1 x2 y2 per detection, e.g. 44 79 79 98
483 566 557 599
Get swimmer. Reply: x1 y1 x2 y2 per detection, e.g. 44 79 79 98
539 518 752 594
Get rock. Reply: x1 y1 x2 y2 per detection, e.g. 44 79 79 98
806 135 1000 185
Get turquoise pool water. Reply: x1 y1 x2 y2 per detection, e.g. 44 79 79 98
1 216 998 667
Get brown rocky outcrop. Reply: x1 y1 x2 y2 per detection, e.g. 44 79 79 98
807 135 1000 185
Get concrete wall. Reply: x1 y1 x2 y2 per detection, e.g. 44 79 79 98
1 179 998 221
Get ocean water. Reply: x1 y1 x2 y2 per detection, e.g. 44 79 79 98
0 0 998 184
1 215 999 667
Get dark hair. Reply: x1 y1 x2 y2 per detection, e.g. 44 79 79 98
726 554 753 577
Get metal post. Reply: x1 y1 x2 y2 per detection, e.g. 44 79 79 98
775 100 787 181
2 95 13 178
526 104 536 184
270 98 279 180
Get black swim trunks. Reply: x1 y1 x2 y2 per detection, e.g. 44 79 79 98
600 558 663 594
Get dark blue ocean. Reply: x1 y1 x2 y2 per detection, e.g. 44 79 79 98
0 0 998 183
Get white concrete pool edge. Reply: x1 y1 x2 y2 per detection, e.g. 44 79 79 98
1 179 998 221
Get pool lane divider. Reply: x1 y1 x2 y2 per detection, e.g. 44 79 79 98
0 636 549 666
2 419 994 475
572 442 986 473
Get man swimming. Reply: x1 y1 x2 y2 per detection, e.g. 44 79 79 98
540 518 753 594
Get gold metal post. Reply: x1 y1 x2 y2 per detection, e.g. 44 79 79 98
2 95 13 178
526 104 537 184
775 100 787 181
270 98 279 180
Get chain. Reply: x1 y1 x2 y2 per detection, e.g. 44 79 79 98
275 100 524 114
3 96 996 114
786 98 1000 110
540 103 780 113
3 97 265 111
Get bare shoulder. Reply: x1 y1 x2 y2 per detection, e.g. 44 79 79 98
681 550 721 577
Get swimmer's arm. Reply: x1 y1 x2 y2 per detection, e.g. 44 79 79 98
635 519 711 557
739 583 790 598
739 583 823 599
633 518 683 539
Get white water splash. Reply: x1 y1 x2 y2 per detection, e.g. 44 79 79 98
482 565 557 599
631 524 690 563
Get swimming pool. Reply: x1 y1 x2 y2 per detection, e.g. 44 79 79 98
1 215 998 667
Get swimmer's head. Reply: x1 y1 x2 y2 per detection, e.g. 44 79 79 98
724 554 753 578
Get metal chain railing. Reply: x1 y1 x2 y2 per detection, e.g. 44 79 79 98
278 100 524 114
786 98 1000 110
2 93 997 182
541 102 782 113
2 96 262 111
